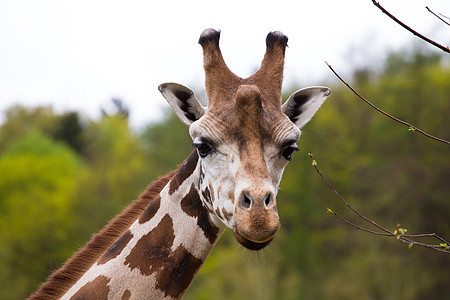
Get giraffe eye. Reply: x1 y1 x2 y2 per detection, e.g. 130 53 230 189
281 144 299 161
192 142 214 158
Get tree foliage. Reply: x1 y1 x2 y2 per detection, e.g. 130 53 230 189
0 132 82 299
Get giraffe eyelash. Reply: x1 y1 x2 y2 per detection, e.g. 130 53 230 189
192 142 214 158
281 144 299 161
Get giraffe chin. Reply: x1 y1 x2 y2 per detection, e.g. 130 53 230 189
233 229 274 251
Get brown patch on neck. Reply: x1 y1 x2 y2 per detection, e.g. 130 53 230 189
69 275 110 300
124 214 203 298
169 151 199 195
155 245 203 298
121 289 131 300
97 230 133 265
28 168 178 300
181 184 219 243
139 195 161 224
125 214 175 276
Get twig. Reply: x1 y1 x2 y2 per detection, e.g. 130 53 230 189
426 6 450 27
327 208 392 237
308 152 450 254
325 62 450 145
309 153 392 235
403 233 449 245
372 0 450 54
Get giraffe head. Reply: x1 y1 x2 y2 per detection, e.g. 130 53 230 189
159 29 330 250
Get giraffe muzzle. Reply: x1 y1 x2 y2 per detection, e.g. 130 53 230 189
233 191 281 250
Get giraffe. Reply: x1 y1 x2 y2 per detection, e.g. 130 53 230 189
29 28 331 300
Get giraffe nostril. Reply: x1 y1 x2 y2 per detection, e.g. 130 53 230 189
240 194 252 210
264 194 272 208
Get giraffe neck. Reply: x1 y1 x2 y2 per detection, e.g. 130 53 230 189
34 151 226 300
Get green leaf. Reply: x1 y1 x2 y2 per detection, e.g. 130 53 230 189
394 223 407 238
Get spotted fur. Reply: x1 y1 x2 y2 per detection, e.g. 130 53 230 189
97 230 133 265
181 184 219 243
69 276 110 300
28 171 176 299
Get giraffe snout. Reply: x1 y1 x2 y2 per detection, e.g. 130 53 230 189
233 189 280 250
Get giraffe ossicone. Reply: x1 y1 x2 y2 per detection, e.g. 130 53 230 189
30 28 331 300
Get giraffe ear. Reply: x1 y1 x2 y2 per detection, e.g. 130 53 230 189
158 82 206 126
282 86 331 129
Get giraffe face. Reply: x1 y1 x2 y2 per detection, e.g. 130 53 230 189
160 82 330 250
187 85 302 250
159 29 331 250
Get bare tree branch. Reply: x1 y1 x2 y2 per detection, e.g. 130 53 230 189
326 208 391 236
308 153 392 235
372 0 450 54
426 6 450 27
326 62 450 145
308 152 450 254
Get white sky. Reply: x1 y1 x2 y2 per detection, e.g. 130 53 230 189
0 0 448 129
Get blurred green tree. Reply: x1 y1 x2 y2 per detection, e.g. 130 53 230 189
140 110 193 175
0 106 58 153
0 132 83 299
52 112 85 154
0 105 86 155
73 113 155 239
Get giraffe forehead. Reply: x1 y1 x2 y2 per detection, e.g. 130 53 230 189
192 106 299 147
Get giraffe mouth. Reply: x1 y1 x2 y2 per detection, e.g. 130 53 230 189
233 228 274 251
